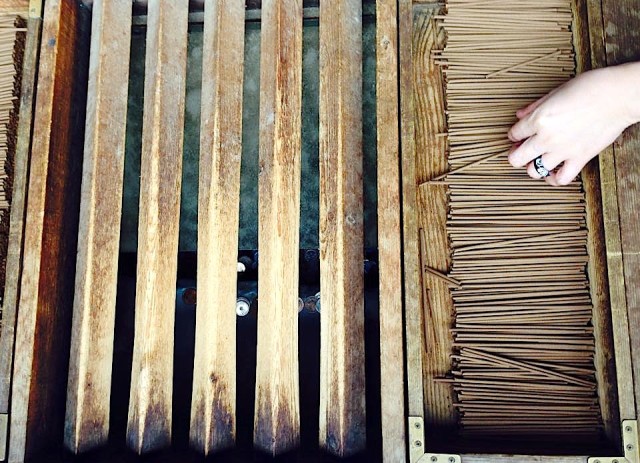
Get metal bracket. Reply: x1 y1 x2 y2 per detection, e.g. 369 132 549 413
409 416 461 463
588 420 639 463
418 454 462 463
1 413 7 462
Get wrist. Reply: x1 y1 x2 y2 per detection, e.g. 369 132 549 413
612 62 640 126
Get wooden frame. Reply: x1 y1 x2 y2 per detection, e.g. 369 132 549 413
403 0 640 462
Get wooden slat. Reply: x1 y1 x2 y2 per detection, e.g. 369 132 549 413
413 5 457 432
189 0 245 455
600 0 640 422
8 0 89 460
460 455 588 463
587 0 638 422
376 0 406 460
0 14 40 461
253 0 302 455
400 0 424 425
571 0 620 445
126 0 188 454
318 0 365 457
63 0 131 454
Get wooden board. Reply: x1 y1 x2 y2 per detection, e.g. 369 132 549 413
0 14 40 460
599 0 640 422
189 0 245 455
318 0 365 457
587 0 638 424
570 0 621 446
63 0 131 453
253 0 302 455
399 0 424 426
376 0 406 460
126 0 189 454
8 0 89 460
413 5 457 433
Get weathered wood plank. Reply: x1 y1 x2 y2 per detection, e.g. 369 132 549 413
400 0 424 430
600 0 640 423
413 6 457 432
572 0 620 445
459 455 588 463
376 0 406 460
8 0 89 460
189 0 245 455
0 14 40 461
253 0 302 455
63 0 131 453
126 0 189 454
318 0 365 457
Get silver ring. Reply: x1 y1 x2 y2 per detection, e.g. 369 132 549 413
534 156 550 178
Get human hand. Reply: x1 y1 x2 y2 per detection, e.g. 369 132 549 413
507 62 640 186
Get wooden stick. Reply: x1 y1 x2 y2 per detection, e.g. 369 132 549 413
64 0 132 454
253 0 302 455
189 0 245 455
318 0 366 456
127 0 189 454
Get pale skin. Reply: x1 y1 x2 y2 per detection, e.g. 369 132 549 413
508 61 640 186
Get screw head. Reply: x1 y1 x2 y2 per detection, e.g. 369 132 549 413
449 458 456 463
626 425 633 432
430 457 437 462
627 444 634 451
593 460 600 463
413 440 422 448
236 298 251 317
414 422 421 429
613 460 619 463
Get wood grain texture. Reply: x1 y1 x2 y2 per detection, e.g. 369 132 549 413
0 0 28 16
600 0 640 422
253 0 302 455
413 6 456 431
376 0 406 460
64 0 131 453
572 0 620 445
189 0 245 455
400 0 424 423
586 0 637 424
8 0 89 460
0 14 40 419
126 0 188 454
318 0 365 457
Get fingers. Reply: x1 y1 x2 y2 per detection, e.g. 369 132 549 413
525 152 565 179
545 160 584 186
515 93 550 120
508 135 542 168
508 115 537 142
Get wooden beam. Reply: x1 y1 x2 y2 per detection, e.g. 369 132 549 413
399 0 423 423
8 0 89 460
587 0 638 423
253 0 302 455
0 14 41 461
63 0 131 454
376 0 406 459
318 0 365 457
189 0 245 455
600 0 640 423
126 0 188 454
413 5 457 434
571 0 620 446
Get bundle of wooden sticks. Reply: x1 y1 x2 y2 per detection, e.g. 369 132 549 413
435 0 603 440
0 14 25 323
